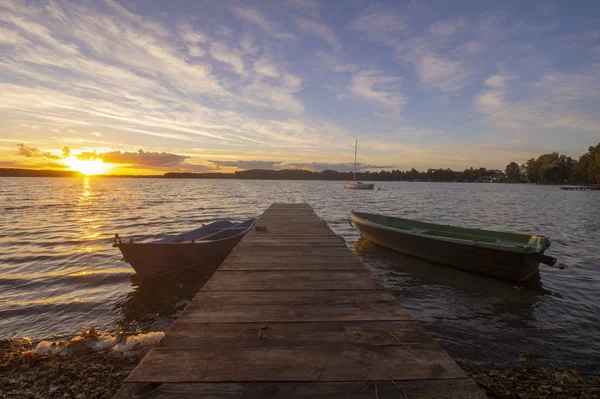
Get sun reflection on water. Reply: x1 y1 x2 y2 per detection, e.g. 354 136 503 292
82 177 92 198
77 177 103 241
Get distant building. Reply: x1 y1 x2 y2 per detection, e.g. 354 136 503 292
476 169 507 183
520 171 534 183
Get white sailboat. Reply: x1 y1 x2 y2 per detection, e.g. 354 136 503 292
345 139 374 189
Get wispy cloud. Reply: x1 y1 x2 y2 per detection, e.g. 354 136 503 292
476 67 600 132
210 160 282 170
296 18 341 50
427 19 466 37
209 160 392 172
230 5 295 40
209 42 245 74
254 56 281 78
240 34 259 55
351 10 474 92
287 0 320 10
16 144 62 160
415 52 471 92
179 24 205 44
350 6 408 42
0 26 27 45
0 0 318 151
284 162 393 172
349 70 405 117
475 73 518 128
316 51 358 73
77 149 190 167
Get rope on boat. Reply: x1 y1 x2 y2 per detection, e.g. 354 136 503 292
0 257 121 295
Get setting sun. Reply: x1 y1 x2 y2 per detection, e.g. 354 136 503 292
63 156 111 175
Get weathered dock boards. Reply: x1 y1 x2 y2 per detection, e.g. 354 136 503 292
114 203 487 398
561 186 600 191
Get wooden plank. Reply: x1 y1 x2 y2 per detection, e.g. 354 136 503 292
256 219 324 222
229 247 355 257
254 221 327 225
161 321 429 347
256 215 320 219
248 229 338 235
243 236 343 241
188 289 399 307
246 233 340 239
270 203 312 206
220 259 366 270
256 216 325 220
202 270 382 291
178 302 412 324
223 256 363 265
237 242 346 248
260 209 319 212
126 345 466 382
248 230 337 235
260 211 318 213
257 217 322 220
238 239 345 247
251 224 330 230
115 379 486 399
260 210 320 214
224 256 361 265
182 290 411 324
249 230 334 235
175 305 409 324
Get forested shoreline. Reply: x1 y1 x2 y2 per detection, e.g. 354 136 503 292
2 142 598 184
509 143 600 185
166 142 600 184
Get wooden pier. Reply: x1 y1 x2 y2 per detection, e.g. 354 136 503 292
114 203 487 398
561 186 600 191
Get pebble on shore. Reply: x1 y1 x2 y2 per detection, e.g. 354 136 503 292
463 365 600 399
0 329 162 399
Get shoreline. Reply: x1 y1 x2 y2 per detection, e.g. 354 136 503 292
2 334 598 399
2 167 598 186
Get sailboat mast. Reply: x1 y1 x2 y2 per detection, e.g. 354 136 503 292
354 139 358 182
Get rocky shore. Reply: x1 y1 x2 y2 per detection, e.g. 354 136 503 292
1 332 598 399
463 366 600 399
0 330 160 399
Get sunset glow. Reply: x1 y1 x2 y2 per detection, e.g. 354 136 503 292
0 1 599 173
63 157 111 176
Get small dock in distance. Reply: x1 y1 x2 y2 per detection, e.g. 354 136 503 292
561 186 600 191
114 203 487 398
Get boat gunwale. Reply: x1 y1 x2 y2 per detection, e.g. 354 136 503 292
350 211 542 255
114 217 258 247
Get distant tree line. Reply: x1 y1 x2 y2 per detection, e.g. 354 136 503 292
2 142 598 184
0 168 81 177
509 143 600 184
164 142 600 184
165 168 506 182
165 167 503 182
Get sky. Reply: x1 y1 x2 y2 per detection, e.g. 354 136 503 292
1 0 599 175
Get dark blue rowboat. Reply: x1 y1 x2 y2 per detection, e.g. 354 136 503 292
113 218 257 280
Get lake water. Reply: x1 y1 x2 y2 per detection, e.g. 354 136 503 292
1 178 598 370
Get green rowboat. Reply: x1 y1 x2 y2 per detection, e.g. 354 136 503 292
349 211 557 283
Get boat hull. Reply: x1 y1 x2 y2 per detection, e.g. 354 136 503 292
116 234 245 280
350 214 540 283
345 183 374 189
